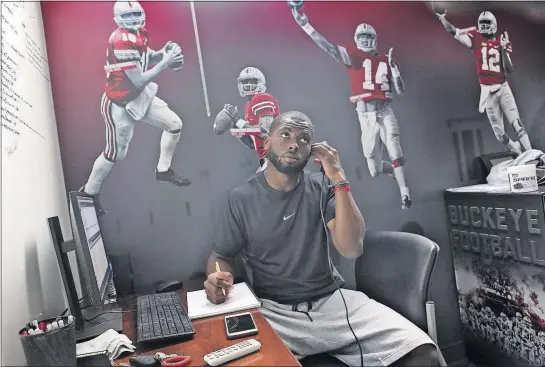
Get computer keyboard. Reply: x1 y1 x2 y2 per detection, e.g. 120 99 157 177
136 292 195 343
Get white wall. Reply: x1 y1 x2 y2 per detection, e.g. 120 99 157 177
1 2 72 364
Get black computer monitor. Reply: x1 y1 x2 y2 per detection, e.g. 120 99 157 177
47 192 123 342
68 191 112 308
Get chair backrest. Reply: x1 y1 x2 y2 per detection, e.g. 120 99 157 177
354 231 439 332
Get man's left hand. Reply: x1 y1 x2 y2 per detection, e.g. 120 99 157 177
387 47 402 80
311 141 345 184
224 104 240 121
500 31 509 49
387 47 395 69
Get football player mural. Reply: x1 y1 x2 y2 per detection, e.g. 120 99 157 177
80 0 191 216
288 0 413 210
435 9 532 155
213 66 280 173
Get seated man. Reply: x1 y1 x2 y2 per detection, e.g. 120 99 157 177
204 111 439 366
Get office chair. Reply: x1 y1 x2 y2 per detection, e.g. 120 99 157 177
301 231 447 367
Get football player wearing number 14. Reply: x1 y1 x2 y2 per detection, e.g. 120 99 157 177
80 0 191 216
288 1 412 210
435 10 531 155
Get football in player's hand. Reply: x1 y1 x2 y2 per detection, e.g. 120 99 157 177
213 108 235 135
165 42 184 72
287 0 304 11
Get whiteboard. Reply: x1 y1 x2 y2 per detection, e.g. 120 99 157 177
1 2 72 364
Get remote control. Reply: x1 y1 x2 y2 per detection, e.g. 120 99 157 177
203 338 261 366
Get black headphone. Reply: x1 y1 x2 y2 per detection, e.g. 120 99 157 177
318 165 365 367
319 166 332 265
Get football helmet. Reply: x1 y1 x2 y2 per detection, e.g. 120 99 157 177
477 11 497 36
114 1 145 31
354 23 377 52
237 67 266 97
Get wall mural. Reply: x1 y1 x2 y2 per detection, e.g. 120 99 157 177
79 0 192 216
434 7 532 156
288 0 413 210
213 67 280 173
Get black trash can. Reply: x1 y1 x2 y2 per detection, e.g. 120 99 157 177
19 316 76 366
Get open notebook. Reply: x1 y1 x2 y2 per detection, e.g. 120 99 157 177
187 282 261 320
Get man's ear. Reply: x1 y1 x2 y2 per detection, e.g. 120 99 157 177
263 135 270 150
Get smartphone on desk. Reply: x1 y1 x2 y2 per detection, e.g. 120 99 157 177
224 312 258 340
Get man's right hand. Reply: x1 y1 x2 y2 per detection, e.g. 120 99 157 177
204 271 234 304
288 1 309 28
434 8 447 19
291 8 308 27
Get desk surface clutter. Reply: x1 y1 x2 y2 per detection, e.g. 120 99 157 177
77 328 136 360
114 281 301 366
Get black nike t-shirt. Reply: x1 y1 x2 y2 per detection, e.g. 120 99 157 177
213 170 344 304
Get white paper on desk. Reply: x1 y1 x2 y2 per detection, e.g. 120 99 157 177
187 282 261 320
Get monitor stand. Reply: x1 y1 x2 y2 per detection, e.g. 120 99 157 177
75 306 124 342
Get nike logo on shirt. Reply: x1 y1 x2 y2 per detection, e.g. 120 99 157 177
283 213 296 220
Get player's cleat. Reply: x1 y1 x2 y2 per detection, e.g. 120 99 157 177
156 168 191 187
78 187 107 216
401 195 412 210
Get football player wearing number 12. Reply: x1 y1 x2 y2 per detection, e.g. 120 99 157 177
435 10 531 155
80 0 191 216
288 1 412 210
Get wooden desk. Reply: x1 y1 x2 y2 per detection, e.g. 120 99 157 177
115 286 301 366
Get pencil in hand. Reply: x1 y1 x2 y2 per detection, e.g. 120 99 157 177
215 261 226 296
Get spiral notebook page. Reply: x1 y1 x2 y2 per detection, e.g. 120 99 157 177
187 282 261 320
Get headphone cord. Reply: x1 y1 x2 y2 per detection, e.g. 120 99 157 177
320 172 364 367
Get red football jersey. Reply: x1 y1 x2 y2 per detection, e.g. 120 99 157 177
337 44 395 103
104 27 149 104
463 28 512 85
244 92 279 160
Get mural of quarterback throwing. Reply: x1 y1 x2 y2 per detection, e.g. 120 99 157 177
80 0 191 216
213 66 280 173
435 9 532 155
288 1 412 210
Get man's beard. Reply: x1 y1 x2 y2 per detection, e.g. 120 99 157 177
267 150 309 175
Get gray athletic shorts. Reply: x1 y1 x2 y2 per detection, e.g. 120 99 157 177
260 288 436 366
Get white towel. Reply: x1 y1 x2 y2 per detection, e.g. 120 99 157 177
76 329 136 361
487 149 545 186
